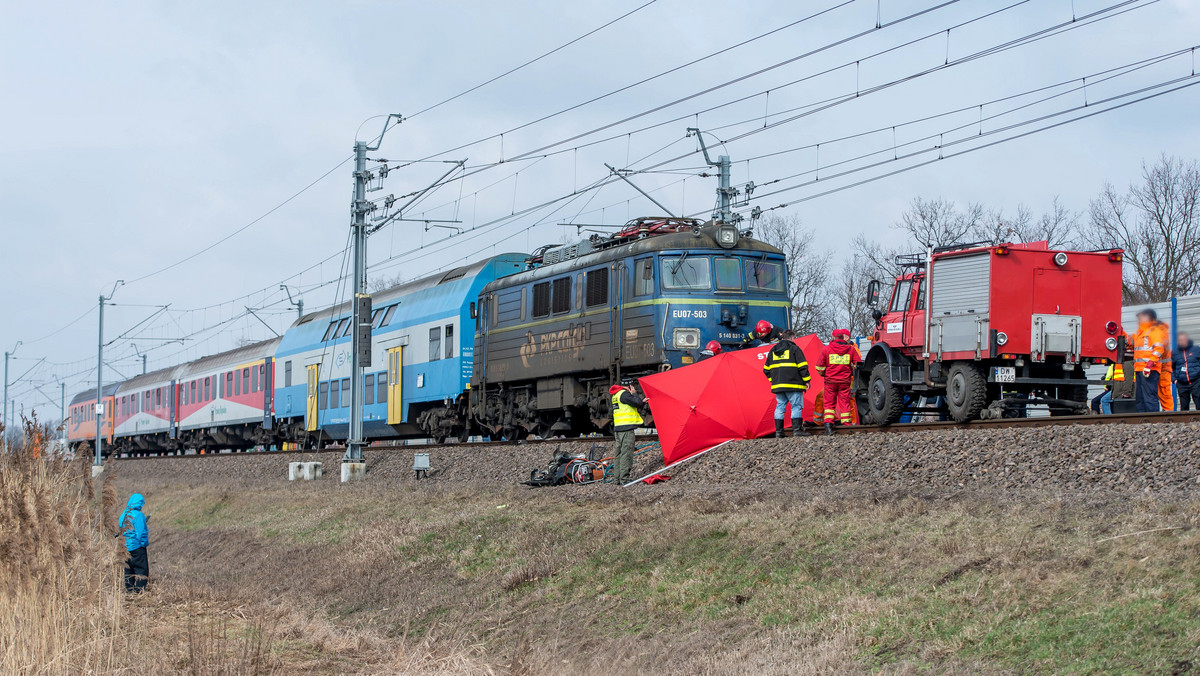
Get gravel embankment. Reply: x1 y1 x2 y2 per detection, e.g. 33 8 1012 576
112 421 1200 495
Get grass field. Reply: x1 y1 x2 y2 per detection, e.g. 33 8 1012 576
133 480 1200 674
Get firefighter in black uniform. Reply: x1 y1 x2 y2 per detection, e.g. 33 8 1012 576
763 329 812 437
741 320 784 348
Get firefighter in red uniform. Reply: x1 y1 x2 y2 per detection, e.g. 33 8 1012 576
741 320 783 348
697 340 722 362
815 329 862 435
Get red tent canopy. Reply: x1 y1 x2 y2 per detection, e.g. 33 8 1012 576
638 334 827 466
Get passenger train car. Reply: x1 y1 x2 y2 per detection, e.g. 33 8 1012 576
68 218 790 455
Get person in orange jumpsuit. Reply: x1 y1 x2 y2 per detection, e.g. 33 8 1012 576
1131 309 1174 412
815 329 862 435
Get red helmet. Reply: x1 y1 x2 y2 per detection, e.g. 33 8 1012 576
832 328 851 341
754 320 773 337
704 340 722 354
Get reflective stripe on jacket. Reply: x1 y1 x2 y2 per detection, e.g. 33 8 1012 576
816 339 862 383
611 391 645 429
763 340 811 392
1132 321 1169 372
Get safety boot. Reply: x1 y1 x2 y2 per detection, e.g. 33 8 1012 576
824 422 835 436
792 420 810 437
774 420 785 438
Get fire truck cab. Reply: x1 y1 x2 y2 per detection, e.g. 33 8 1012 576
858 241 1125 423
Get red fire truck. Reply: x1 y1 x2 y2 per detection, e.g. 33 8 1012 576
858 241 1125 423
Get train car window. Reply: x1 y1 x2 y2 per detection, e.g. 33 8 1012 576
321 321 337 341
586 268 609 307
532 282 551 318
242 368 250 393
369 309 381 328
381 305 397 327
339 319 353 338
715 258 742 290
746 260 785 292
341 378 350 406
252 366 259 393
332 318 348 339
234 372 241 396
155 389 161 408
661 257 711 290
329 381 339 409
226 372 233 395
551 277 571 313
634 258 654 296
914 276 926 310
285 361 293 388
377 372 388 404
204 378 211 402
445 324 455 359
429 327 442 361
364 374 375 405
890 279 913 313
189 382 197 405
318 382 329 410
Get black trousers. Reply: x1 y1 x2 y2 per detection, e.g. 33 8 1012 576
1178 380 1200 410
124 546 148 593
1135 371 1160 413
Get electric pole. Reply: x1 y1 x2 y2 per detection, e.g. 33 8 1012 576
60 381 66 452
345 140 370 469
94 280 123 472
2 340 19 431
687 128 734 223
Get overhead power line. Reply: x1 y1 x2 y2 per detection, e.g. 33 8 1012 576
406 0 661 120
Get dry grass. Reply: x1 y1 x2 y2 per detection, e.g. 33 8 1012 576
0 419 286 675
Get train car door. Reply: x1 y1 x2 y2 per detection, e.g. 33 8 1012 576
262 358 273 430
305 364 319 432
386 346 403 424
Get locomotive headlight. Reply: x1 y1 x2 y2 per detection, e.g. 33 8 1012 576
1105 337 1119 351
673 328 701 349
995 331 1008 346
716 223 740 249
1053 252 1069 266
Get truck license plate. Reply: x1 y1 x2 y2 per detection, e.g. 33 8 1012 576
992 366 1016 383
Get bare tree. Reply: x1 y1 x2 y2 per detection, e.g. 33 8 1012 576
1081 154 1200 303
974 197 1079 248
895 197 985 248
754 214 834 335
834 255 880 337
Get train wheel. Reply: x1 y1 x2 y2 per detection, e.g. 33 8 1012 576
867 364 904 425
945 362 988 422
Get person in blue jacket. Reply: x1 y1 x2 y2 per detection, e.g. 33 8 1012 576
1174 332 1200 410
116 493 150 592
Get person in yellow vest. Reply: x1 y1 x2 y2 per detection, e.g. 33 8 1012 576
1131 309 1173 412
609 382 650 484
1093 361 1128 414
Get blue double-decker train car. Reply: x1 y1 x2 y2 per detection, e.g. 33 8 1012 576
271 254 526 444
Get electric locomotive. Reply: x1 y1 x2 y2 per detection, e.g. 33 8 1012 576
467 218 791 440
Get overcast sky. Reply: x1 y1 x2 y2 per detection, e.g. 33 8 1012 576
2 0 1199 419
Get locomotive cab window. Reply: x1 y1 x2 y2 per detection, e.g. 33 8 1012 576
715 257 742 291
551 277 571 313
532 282 551 318
661 256 711 291
585 268 609 307
634 258 654 296
746 260 784 292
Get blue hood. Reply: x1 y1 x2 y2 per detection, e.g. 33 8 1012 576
126 493 144 510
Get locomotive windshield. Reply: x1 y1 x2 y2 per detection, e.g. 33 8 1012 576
661 256 711 290
747 260 785 292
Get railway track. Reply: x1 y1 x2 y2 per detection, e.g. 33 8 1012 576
113 410 1200 461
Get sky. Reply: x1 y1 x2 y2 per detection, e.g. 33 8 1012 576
2 0 1199 422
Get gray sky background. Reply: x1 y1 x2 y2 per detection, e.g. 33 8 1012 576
2 0 1199 420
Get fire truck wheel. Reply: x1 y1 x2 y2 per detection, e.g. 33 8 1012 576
945 362 988 422
867 363 904 425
